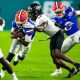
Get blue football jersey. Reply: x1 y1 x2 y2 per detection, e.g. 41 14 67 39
12 19 35 39
52 7 79 36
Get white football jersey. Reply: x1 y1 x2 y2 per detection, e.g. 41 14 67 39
35 14 60 37
0 18 5 31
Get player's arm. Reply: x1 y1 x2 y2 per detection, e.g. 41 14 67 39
34 27 43 32
52 21 68 33
11 21 19 39
62 22 73 33
67 7 77 18
34 21 48 32
18 34 31 46
52 18 66 33
18 38 29 46
52 17 62 27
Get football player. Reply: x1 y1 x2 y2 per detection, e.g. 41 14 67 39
27 3 80 78
13 11 35 65
0 9 35 78
0 18 18 80
51 2 80 76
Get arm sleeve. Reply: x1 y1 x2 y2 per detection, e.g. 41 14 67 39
11 21 18 32
25 34 32 42
76 10 80 15
12 21 18 28
35 15 47 28
68 7 77 17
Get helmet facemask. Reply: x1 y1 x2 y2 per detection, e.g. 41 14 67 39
55 8 65 18
27 10 37 21
27 3 42 21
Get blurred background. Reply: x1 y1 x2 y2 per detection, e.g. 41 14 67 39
0 1 80 80
0 0 80 30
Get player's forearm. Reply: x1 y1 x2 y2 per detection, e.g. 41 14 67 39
34 27 44 32
62 26 71 32
35 21 48 32
19 39 29 46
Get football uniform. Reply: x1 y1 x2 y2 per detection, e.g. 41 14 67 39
52 6 80 53
36 14 60 37
0 18 5 58
0 17 5 31
35 14 64 55
9 19 35 56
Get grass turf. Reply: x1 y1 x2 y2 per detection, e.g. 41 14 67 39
0 31 80 80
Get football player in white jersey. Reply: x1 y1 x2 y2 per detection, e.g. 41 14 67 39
27 3 80 78
0 18 18 80
0 10 35 78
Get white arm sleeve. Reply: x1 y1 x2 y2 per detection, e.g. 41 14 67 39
76 10 80 15
35 14 47 28
25 35 32 43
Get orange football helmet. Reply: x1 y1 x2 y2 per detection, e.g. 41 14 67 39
52 2 65 17
15 9 28 23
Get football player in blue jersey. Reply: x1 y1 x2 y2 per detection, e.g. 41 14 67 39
0 9 35 78
13 19 35 65
51 2 80 76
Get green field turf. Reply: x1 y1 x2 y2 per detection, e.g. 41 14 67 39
0 31 80 80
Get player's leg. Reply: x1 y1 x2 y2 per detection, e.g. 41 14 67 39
6 39 19 62
51 31 80 68
14 44 20 55
51 49 77 78
61 36 76 53
73 30 80 43
50 47 76 77
0 49 18 80
61 35 80 72
50 36 62 75
53 58 77 78
51 36 76 76
0 39 18 76
50 31 79 77
50 50 62 76
19 43 31 60
12 44 20 65
13 43 32 65
52 49 80 72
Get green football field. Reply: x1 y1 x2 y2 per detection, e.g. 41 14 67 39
0 31 80 80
